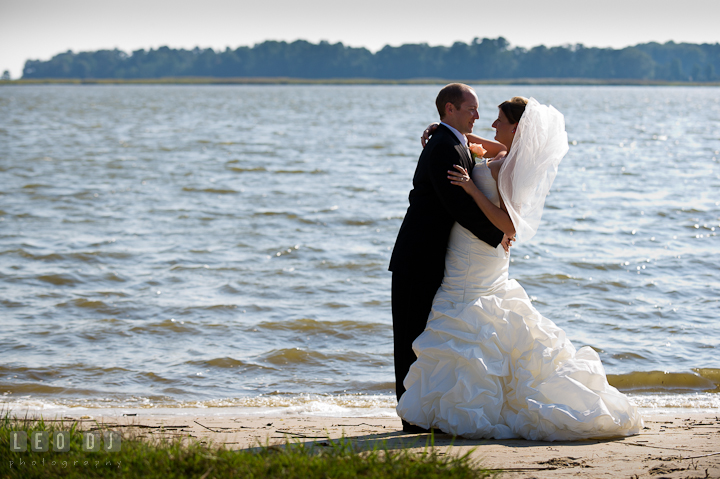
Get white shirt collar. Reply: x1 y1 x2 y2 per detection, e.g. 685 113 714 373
440 122 467 147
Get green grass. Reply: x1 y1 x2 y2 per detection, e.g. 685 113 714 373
1 411 496 478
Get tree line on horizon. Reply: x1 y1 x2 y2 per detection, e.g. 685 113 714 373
20 38 720 82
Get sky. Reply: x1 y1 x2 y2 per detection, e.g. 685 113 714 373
2 0 720 79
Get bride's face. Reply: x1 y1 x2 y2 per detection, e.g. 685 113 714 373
492 109 517 149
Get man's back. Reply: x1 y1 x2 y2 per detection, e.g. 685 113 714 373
389 125 465 277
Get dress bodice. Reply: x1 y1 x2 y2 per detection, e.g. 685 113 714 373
443 159 508 301
471 158 501 208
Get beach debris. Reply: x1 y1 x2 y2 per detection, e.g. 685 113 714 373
194 420 221 433
332 423 384 428
489 466 558 471
648 464 686 475
685 451 720 460
274 430 326 439
625 441 694 452
537 456 589 468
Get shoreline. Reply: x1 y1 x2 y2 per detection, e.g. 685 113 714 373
2 77 720 86
6 406 719 417
10 411 718 478
4 402 719 420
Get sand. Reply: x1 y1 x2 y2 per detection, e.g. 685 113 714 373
54 412 720 478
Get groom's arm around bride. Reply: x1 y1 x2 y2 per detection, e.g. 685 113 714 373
389 84 504 417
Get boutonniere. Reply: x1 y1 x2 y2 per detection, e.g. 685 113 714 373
468 143 486 160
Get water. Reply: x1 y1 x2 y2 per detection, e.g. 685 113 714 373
1 84 719 417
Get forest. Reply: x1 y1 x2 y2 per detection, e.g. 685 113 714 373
20 38 720 82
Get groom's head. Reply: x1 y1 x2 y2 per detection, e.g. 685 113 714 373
436 83 479 135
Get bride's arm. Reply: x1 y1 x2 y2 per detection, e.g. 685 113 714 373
466 134 507 158
447 165 516 237
421 124 507 158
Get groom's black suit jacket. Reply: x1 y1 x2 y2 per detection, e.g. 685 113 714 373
389 124 504 278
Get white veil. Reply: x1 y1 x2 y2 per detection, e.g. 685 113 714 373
498 98 568 242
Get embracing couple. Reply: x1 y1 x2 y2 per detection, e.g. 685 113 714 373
389 84 643 440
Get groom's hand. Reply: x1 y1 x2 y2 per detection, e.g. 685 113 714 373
501 234 515 253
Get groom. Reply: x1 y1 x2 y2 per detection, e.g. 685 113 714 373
389 83 505 432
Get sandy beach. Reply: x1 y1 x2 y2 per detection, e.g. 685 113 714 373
48 412 718 478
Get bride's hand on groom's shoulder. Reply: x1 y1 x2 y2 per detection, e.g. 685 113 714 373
421 122 440 147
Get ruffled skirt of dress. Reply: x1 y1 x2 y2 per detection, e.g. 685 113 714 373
396 224 643 441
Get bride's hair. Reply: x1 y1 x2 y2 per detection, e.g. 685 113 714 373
499 96 529 124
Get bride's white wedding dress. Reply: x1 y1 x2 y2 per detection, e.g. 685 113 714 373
396 159 643 441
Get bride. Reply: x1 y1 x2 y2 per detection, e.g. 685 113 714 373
396 97 643 441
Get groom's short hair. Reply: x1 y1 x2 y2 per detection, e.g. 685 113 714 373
436 83 473 119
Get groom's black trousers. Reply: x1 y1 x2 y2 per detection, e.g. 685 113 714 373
391 268 445 402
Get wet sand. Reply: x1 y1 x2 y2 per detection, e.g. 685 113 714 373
60 413 720 478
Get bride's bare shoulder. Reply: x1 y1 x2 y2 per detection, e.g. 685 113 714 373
487 153 506 181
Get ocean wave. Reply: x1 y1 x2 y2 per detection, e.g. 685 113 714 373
259 348 380 367
128 319 200 335
36 273 82 286
227 166 267 173
629 392 720 410
275 169 326 175
608 369 720 393
181 187 240 194
0 392 396 411
3 392 718 418
253 318 385 337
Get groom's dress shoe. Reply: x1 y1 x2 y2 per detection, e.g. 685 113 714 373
401 420 443 434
